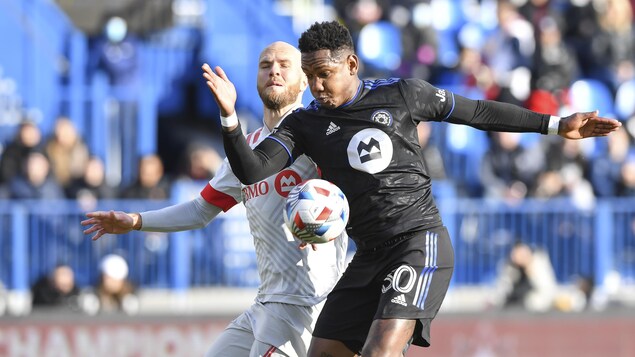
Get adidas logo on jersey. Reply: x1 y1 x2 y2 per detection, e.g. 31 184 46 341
326 122 340 135
390 294 408 307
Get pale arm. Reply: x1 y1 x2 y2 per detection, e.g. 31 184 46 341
81 197 222 240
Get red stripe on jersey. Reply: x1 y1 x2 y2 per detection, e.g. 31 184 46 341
316 206 332 221
200 184 238 212
251 128 262 144
263 346 277 357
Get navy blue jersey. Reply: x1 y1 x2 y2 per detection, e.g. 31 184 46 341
223 78 549 249
274 79 450 247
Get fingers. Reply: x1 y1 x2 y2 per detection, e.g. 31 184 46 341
85 211 108 218
215 66 229 81
83 224 101 235
201 63 225 83
202 63 220 92
91 229 107 241
201 63 215 76
83 211 110 239
80 218 97 226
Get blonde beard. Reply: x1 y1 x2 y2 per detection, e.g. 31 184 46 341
258 83 302 110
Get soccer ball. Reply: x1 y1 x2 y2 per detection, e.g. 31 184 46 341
283 179 349 244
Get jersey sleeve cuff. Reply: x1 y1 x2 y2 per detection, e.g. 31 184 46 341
220 112 239 128
547 115 561 135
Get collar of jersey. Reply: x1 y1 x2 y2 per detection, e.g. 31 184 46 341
339 79 363 108
267 103 304 133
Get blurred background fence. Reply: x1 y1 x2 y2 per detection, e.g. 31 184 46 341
1 195 633 293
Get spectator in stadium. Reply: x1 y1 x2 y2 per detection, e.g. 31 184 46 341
590 126 632 197
9 151 65 200
617 154 635 196
587 0 635 92
176 143 222 182
82 41 348 357
67 155 118 209
203 20 621 357
493 241 557 312
0 120 44 184
44 116 90 190
92 254 139 315
120 154 171 199
88 16 140 89
31 263 82 311
530 16 578 98
480 131 544 202
543 136 591 178
482 0 535 106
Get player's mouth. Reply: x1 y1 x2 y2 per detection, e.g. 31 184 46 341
316 97 331 105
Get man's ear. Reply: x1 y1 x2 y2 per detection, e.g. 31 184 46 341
347 54 359 76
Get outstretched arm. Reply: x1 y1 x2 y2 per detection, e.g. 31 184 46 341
447 95 621 137
81 197 222 240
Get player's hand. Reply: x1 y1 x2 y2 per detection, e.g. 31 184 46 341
81 210 136 241
202 63 237 118
298 236 337 251
559 110 621 139
298 241 319 251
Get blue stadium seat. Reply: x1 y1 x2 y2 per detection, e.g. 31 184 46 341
615 79 635 120
444 123 488 196
568 79 615 118
357 21 402 72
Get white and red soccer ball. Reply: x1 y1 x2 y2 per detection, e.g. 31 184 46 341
283 179 349 244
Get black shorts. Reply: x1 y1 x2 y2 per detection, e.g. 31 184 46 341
313 226 454 353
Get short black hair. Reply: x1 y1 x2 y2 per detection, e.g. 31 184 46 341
298 21 354 54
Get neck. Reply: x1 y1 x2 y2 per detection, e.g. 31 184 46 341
263 100 302 131
343 78 362 105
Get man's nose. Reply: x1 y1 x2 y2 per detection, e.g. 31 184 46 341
269 63 281 76
309 77 323 91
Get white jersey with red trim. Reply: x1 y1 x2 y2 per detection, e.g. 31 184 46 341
201 123 348 306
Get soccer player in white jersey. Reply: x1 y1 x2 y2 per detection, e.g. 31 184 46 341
81 41 348 357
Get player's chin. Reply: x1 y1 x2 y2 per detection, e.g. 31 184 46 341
316 100 336 108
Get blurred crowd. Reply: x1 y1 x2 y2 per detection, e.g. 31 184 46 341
29 254 139 315
335 0 635 203
0 116 222 207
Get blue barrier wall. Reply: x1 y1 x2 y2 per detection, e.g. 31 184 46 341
1 198 633 292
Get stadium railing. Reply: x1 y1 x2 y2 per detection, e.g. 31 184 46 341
1 197 633 294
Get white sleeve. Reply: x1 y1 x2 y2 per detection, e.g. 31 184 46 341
139 196 222 232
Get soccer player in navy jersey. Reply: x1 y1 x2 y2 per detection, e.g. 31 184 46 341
203 21 621 357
